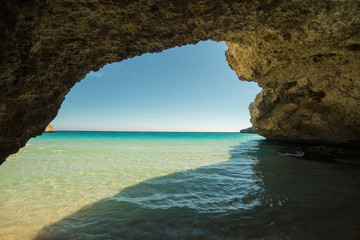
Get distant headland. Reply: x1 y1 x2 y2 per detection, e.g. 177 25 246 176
240 127 257 134
44 125 54 133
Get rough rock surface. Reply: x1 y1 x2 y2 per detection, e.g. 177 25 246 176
44 125 54 133
1 0 360 164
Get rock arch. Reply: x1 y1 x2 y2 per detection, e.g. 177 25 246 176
1 0 360 164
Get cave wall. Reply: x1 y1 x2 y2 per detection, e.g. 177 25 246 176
0 0 359 164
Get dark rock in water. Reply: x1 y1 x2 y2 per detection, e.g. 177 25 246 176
302 145 360 164
267 140 360 163
240 127 257 134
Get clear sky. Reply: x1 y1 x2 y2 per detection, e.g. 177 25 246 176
51 41 261 132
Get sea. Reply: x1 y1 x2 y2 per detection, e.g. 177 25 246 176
0 131 360 240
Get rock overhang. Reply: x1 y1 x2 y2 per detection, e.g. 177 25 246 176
0 0 359 164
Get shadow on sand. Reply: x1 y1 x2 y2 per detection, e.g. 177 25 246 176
35 140 360 240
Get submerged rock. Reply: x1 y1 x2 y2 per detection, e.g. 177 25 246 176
302 145 360 164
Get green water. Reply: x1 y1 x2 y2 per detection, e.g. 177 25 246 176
1 132 360 239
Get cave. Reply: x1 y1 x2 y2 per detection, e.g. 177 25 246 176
1 0 360 164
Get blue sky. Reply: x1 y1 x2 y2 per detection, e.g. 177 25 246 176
51 41 261 132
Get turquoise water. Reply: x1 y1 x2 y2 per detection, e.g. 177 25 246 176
1 132 360 239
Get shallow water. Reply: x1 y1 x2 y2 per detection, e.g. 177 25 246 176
1 132 360 239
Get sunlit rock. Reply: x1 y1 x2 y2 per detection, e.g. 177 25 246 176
44 125 54 133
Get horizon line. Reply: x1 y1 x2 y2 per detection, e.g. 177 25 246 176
50 130 245 133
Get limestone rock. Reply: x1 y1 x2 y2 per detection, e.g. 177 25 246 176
0 0 360 164
44 125 54 133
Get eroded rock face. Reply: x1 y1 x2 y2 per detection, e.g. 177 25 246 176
227 38 360 144
1 0 359 164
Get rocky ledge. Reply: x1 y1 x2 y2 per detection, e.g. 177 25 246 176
0 0 359 164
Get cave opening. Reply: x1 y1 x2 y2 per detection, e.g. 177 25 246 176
0 41 265 239
1 1 360 238
50 40 261 132
1 0 359 165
